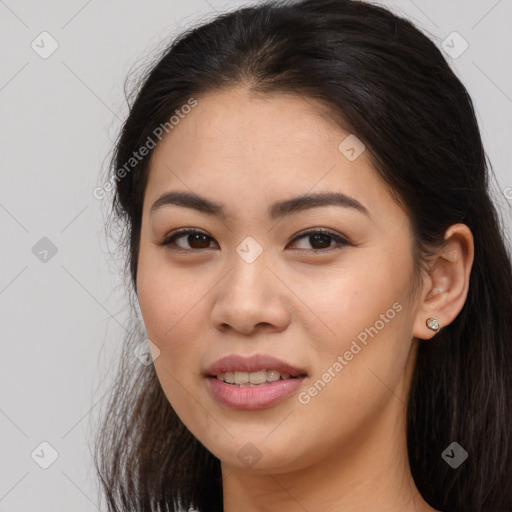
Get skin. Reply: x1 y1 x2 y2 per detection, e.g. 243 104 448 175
136 85 474 512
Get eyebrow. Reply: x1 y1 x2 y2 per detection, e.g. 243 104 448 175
150 190 369 220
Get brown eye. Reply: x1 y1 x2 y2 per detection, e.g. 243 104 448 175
158 229 218 251
307 233 332 249
288 229 349 251
158 228 349 253
182 233 212 249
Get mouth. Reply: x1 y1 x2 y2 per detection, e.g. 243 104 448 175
204 354 308 410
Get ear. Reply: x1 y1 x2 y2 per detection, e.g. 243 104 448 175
413 223 474 340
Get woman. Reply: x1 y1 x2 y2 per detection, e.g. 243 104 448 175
93 0 512 511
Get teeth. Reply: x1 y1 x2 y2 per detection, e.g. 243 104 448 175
249 370 266 384
215 369 296 385
223 371 235 384
234 371 249 384
266 370 281 382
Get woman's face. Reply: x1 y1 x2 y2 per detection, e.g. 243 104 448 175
136 86 422 474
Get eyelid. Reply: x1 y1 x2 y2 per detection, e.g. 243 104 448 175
289 227 349 244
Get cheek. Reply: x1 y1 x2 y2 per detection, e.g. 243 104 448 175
307 262 408 350
137 261 209 422
136 252 205 360
302 251 415 403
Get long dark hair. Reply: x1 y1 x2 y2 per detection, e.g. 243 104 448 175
93 1 512 510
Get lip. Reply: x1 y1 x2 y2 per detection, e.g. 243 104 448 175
205 353 307 377
206 376 306 410
204 354 308 410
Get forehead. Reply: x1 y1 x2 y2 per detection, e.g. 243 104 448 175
143 86 394 222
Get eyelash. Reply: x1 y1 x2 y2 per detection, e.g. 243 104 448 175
157 228 350 253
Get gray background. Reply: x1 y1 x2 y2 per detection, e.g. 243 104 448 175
1 0 511 510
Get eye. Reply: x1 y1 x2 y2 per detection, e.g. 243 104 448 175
157 228 218 251
158 228 349 252
288 228 350 251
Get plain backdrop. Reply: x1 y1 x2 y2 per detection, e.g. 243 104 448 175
1 0 511 510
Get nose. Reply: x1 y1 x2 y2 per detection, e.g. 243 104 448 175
210 251 291 336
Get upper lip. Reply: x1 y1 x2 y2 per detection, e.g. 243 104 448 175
205 353 307 377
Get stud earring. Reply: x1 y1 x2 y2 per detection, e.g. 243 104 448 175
426 317 441 333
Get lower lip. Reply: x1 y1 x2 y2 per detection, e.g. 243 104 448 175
206 376 306 410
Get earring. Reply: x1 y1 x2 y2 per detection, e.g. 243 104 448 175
426 317 441 333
